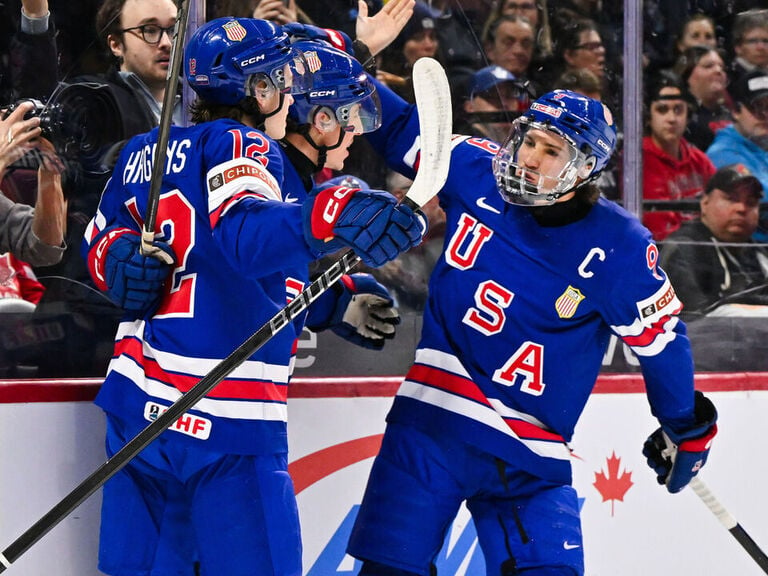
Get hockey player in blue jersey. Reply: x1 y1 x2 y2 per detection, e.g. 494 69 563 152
97 5 417 348
81 18 424 576
346 88 719 575
281 38 407 349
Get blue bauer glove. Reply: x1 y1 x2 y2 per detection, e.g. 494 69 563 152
643 391 718 493
104 233 175 313
302 185 425 267
306 273 400 350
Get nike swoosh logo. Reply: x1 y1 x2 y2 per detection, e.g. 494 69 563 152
563 542 581 550
284 195 298 203
476 196 501 214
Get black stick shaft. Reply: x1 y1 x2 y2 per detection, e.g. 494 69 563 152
0 250 360 572
690 477 768 574
730 525 768 573
142 0 190 246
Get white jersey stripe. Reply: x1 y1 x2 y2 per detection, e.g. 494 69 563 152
397 379 571 461
112 355 288 422
115 320 291 383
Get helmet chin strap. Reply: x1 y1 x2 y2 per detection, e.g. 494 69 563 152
299 124 345 171
242 92 288 131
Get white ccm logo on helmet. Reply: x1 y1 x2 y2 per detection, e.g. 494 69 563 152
310 90 337 98
240 54 266 67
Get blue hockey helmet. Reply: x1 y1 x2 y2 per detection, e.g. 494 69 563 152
492 89 617 206
185 18 312 106
288 40 381 134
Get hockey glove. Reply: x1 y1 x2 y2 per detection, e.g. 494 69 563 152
104 233 175 314
306 273 400 350
302 185 426 267
643 391 718 493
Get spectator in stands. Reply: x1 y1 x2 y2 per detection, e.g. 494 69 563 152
211 0 313 25
676 13 718 54
643 71 716 240
674 45 732 151
455 64 533 142
42 0 181 286
729 9 768 82
95 0 182 127
538 18 607 95
0 102 65 267
377 1 441 103
553 67 602 100
482 0 553 65
646 11 718 75
482 14 536 88
707 68 768 240
548 0 622 74
660 163 768 318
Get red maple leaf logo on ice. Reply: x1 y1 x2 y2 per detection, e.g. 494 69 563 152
593 451 634 516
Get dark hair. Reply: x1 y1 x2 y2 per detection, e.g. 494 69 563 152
555 68 601 95
732 9 768 46
646 70 690 103
95 0 128 47
675 13 716 53
673 45 724 84
643 70 691 133
482 14 535 48
189 96 263 126
554 17 599 61
481 0 552 56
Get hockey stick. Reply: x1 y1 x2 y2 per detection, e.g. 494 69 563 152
0 56 451 572
139 0 190 264
689 477 768 573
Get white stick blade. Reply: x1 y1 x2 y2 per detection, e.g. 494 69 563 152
407 57 452 208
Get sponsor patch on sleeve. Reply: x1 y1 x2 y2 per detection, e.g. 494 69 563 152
207 157 281 215
636 278 681 325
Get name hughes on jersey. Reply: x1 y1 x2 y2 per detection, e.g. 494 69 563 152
121 138 192 185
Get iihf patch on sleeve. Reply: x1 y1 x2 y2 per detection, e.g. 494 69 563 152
144 401 212 440
636 279 681 325
209 173 224 191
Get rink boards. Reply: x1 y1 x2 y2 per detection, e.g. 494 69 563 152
1 374 767 575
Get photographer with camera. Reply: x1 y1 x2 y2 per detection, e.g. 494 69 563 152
29 0 181 286
0 101 65 267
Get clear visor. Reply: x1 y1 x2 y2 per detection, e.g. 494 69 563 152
335 90 381 134
246 51 313 101
493 119 587 206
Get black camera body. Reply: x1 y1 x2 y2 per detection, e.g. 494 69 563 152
4 82 125 172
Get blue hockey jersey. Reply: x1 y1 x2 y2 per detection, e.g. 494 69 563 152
367 80 698 482
83 119 319 455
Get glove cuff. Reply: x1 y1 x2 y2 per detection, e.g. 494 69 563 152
308 186 359 240
678 424 717 453
87 228 138 292
665 391 718 446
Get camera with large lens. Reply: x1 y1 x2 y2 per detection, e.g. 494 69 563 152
4 81 125 173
